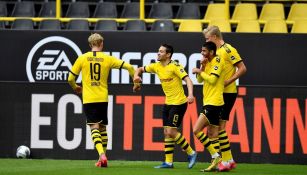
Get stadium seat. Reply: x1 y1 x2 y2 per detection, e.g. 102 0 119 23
204 3 229 21
0 2 7 17
291 20 307 33
67 19 89 30
259 3 285 22
287 3 307 21
235 20 260 33
121 2 139 18
39 2 57 17
93 2 117 18
66 2 89 18
11 19 33 30
232 3 257 21
263 20 288 33
208 19 231 32
11 1 35 17
39 19 61 30
176 3 200 19
178 20 202 32
148 3 173 19
0 21 5 29
124 20 146 31
95 20 117 31
151 20 175 32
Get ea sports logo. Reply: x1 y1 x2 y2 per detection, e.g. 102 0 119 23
26 36 82 82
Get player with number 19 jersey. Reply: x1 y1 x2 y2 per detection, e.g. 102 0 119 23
70 51 135 104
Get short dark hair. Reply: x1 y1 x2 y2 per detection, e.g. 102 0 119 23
202 41 217 55
161 44 174 58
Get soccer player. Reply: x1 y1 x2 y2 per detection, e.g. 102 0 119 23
192 41 224 172
68 33 139 168
203 26 247 171
133 44 197 169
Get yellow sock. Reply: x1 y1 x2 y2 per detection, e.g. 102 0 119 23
196 131 217 156
219 130 233 161
91 129 104 155
164 138 175 163
100 130 108 153
174 133 194 155
210 138 220 153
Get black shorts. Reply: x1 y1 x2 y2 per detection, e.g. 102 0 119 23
162 103 187 128
83 102 108 125
200 105 223 126
221 93 237 121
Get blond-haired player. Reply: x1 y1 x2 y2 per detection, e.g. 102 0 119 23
68 33 139 168
203 26 247 171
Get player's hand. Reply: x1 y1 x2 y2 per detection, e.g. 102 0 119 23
74 86 82 94
133 83 141 92
224 79 231 87
200 57 208 66
187 95 194 104
133 76 142 83
192 68 202 74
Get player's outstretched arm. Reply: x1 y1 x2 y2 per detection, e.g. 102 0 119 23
133 67 145 92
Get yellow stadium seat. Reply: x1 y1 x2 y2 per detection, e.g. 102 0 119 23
259 3 285 21
232 3 258 20
263 20 288 33
291 20 307 33
208 19 231 32
236 20 260 33
178 20 202 32
204 4 229 20
287 3 307 21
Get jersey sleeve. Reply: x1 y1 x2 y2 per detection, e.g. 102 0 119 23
109 56 125 69
228 47 242 65
70 56 83 75
144 63 157 73
209 57 223 77
173 62 188 79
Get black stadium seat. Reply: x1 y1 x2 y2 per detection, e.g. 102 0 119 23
151 20 174 32
66 2 89 18
39 2 57 17
67 19 89 30
11 1 35 17
0 2 7 17
39 19 61 30
121 2 140 19
148 3 173 19
0 21 5 29
176 3 200 19
124 20 146 31
11 19 33 30
93 2 117 18
95 20 118 31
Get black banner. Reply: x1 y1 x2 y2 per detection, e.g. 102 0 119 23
0 31 307 86
0 82 306 164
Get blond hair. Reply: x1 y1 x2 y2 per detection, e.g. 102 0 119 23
203 26 223 39
88 33 103 48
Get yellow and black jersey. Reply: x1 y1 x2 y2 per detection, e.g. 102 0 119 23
198 56 225 106
145 60 188 105
217 43 242 93
70 51 134 104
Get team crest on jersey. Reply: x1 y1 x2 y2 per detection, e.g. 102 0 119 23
26 36 82 82
214 66 218 70
216 57 220 63
231 56 236 60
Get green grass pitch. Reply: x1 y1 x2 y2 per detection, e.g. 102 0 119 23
0 159 306 175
